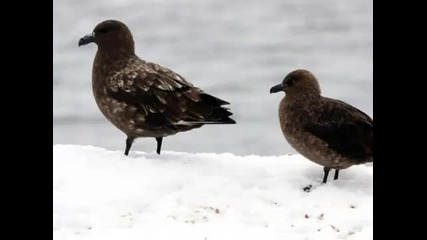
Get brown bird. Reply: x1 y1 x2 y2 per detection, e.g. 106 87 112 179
78 20 236 156
270 69 373 184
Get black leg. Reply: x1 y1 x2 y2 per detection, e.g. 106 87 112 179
125 137 134 156
334 169 339 180
156 137 163 155
322 167 331 183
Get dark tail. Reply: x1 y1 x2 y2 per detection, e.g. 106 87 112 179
200 93 236 124
182 93 236 125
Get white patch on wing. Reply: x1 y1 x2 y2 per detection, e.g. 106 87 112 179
135 129 144 134
155 94 167 104
174 75 183 81
175 120 221 125
157 81 174 91
175 120 195 126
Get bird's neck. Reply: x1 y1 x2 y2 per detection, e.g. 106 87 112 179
92 49 137 93
284 92 322 108
97 45 135 62
93 49 135 74
279 94 322 131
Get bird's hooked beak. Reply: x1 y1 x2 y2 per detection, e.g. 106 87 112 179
270 83 284 94
78 32 95 47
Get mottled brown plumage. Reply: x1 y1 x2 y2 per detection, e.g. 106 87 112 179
79 20 235 155
270 69 373 184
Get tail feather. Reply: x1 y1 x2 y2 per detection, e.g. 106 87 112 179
183 93 236 124
176 118 236 125
200 93 230 105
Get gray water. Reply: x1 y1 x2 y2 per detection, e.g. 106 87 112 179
53 0 373 156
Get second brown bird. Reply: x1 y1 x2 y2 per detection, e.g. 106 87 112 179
270 69 373 184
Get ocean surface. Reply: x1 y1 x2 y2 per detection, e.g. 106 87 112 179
53 0 373 156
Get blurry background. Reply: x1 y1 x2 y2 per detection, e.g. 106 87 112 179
53 0 372 156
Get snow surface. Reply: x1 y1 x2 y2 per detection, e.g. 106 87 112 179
53 145 373 240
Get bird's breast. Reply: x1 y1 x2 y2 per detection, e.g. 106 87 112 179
91 80 143 137
277 99 347 168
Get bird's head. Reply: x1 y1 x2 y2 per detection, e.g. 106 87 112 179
270 69 321 97
78 20 135 53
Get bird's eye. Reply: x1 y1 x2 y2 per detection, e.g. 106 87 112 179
97 28 110 34
284 78 295 87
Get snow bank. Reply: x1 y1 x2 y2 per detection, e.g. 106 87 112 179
53 145 373 240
